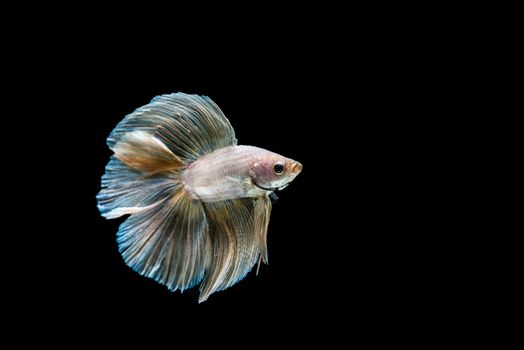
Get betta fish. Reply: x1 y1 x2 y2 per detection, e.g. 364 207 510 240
97 93 302 302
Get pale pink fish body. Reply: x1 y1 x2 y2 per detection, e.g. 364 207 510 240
184 145 302 202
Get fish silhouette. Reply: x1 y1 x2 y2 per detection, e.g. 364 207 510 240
97 93 302 302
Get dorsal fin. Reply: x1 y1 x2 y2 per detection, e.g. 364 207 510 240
107 93 237 163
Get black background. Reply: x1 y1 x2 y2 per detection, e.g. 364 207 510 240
59 65 435 328
11 12 461 341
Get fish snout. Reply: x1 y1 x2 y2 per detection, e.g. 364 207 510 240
290 161 303 175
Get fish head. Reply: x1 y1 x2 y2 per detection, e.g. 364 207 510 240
250 153 302 192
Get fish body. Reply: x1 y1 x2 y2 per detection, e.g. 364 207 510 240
184 145 301 202
97 93 301 302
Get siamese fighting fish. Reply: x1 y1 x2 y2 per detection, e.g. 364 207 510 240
97 93 302 302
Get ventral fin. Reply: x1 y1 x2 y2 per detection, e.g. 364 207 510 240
254 196 272 270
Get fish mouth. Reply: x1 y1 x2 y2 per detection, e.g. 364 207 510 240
290 161 303 174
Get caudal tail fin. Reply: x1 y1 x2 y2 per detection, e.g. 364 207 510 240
97 93 236 292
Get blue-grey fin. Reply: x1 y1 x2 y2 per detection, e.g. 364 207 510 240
97 130 184 218
107 93 237 163
97 156 179 219
199 197 272 302
269 192 279 204
116 186 211 293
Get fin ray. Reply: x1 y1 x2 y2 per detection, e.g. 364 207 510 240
199 198 262 302
116 188 209 292
107 93 237 163
97 156 178 219
112 130 183 174
254 195 272 267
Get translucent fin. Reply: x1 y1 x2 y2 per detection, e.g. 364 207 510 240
116 187 211 292
107 93 237 163
254 196 272 271
97 156 179 219
199 198 261 302
112 130 183 174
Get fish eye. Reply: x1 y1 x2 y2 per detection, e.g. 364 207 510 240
273 162 285 174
